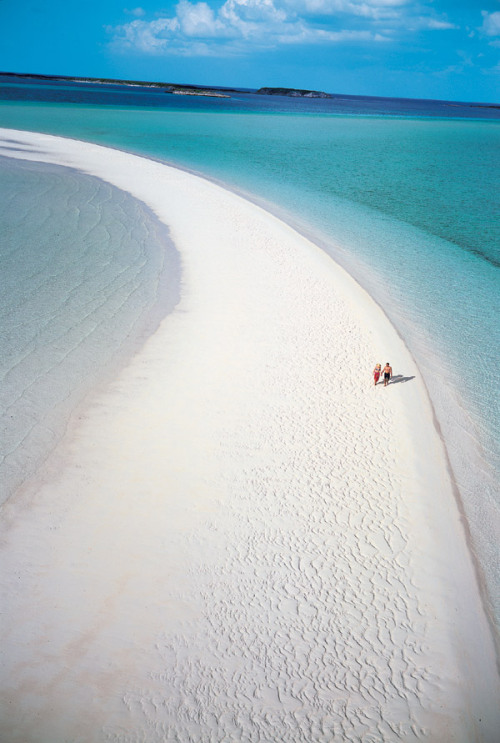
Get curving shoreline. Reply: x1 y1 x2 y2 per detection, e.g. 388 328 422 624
0 153 181 501
0 129 498 741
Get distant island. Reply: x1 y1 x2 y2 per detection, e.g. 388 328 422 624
2 72 499 109
470 103 500 110
1 72 333 100
170 88 229 98
256 87 332 98
0 72 232 98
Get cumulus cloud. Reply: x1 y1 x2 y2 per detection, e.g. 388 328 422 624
481 10 500 37
109 0 456 56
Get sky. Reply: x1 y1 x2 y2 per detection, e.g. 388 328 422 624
0 0 499 102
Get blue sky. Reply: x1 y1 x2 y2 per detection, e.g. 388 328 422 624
0 0 499 102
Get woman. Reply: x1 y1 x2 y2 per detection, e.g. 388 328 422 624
373 363 381 386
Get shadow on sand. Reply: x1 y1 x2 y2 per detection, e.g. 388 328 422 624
388 374 416 385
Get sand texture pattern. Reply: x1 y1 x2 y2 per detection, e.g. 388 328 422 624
0 129 499 742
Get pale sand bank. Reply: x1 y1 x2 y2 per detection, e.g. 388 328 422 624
0 129 498 742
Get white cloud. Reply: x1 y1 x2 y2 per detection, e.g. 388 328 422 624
176 0 224 37
408 16 457 31
481 10 500 37
216 0 289 40
109 0 456 56
112 17 178 52
287 0 409 21
424 18 457 30
110 0 389 54
125 6 146 17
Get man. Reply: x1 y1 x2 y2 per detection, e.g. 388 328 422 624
383 362 392 387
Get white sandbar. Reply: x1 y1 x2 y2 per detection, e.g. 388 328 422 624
0 129 498 742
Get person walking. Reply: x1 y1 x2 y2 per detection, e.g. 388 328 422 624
373 363 381 386
383 362 392 386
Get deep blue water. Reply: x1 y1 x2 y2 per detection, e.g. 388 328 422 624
1 72 500 118
0 74 498 629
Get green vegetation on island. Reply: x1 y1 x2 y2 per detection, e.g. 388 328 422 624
256 87 332 98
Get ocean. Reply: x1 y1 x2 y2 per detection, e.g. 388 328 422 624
0 75 499 630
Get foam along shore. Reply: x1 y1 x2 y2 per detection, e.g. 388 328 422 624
0 128 498 742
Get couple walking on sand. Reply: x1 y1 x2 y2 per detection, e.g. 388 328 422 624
373 362 392 387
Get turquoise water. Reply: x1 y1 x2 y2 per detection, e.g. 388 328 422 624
0 93 498 630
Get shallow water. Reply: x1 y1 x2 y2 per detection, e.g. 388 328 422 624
0 81 498 629
0 155 180 496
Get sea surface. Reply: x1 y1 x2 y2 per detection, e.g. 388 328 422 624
0 75 499 632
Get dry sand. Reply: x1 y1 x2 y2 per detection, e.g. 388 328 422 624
0 129 499 742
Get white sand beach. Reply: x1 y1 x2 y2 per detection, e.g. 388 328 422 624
0 129 498 742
